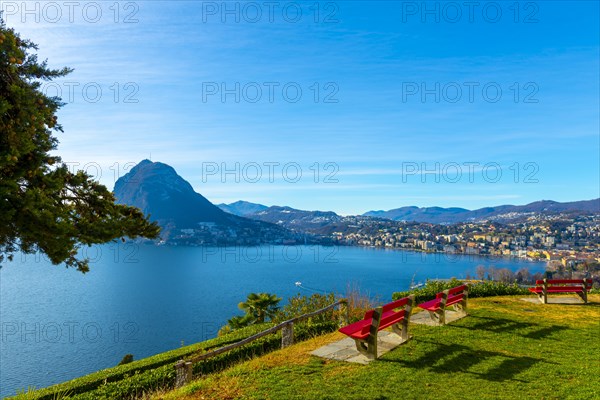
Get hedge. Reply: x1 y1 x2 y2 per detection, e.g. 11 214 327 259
391 279 532 304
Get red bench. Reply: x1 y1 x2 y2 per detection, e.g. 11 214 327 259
417 284 468 325
338 295 414 359
528 278 593 304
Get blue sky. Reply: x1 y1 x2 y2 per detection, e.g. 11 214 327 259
4 1 599 215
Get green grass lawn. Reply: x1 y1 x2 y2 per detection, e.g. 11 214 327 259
157 295 600 400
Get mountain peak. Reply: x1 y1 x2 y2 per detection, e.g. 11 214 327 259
114 160 229 229
112 160 293 244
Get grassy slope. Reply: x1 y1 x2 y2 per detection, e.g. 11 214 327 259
157 295 600 400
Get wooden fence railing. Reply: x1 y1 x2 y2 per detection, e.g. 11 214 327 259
175 299 349 387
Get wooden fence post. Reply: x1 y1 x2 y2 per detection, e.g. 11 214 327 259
175 360 192 388
281 322 294 348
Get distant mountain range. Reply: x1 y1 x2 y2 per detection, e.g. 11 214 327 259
249 206 342 230
217 201 268 216
363 199 600 224
216 203 343 235
113 160 293 243
218 198 599 225
114 160 599 243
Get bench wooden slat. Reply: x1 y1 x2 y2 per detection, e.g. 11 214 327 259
418 295 464 311
338 320 371 339
379 310 406 330
535 279 592 285
447 284 468 295
381 297 410 312
446 293 464 305
418 298 439 311
547 286 588 291
530 286 587 292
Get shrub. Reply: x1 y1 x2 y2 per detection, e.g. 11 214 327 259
295 321 339 339
117 354 134 366
273 292 337 324
220 292 282 333
345 283 377 323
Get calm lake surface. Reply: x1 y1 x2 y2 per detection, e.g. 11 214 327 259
0 244 545 397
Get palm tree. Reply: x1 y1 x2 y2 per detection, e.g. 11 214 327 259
227 314 254 330
238 292 282 323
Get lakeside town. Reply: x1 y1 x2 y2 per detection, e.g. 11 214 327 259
165 202 600 282
329 213 600 278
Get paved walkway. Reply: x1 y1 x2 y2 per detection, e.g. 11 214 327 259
309 331 408 364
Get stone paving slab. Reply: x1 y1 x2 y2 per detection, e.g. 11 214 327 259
310 331 408 365
410 310 467 326
520 297 585 305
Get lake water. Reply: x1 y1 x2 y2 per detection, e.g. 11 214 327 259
0 244 545 397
